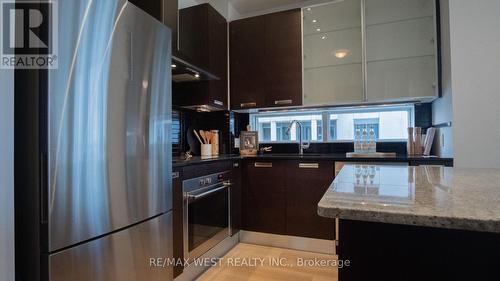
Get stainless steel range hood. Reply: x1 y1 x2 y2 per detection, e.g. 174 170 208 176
171 56 219 82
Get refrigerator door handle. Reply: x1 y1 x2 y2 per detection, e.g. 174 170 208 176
128 31 133 80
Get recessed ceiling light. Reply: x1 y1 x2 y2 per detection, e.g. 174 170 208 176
316 28 321 32
171 64 177 68
312 19 317 23
321 35 327 40
306 8 311 11
334 49 349 58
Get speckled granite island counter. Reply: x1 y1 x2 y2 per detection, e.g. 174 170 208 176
318 164 500 233
318 164 500 281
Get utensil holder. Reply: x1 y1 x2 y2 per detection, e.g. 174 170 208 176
201 144 212 157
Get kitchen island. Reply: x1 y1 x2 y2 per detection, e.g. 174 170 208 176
318 164 500 281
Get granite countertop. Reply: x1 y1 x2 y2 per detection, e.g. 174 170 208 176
173 153 453 168
173 154 239 168
318 164 500 233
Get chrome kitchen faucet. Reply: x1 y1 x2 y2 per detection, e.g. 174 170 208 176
286 120 310 155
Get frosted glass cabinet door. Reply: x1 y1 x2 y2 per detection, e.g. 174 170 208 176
303 0 363 105
305 64 363 105
367 56 436 101
365 0 438 101
366 17 435 61
364 0 435 25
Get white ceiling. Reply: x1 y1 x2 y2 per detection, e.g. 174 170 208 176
178 0 338 20
228 0 309 15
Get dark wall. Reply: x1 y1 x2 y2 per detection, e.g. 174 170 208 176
414 103 432 133
261 142 408 155
172 108 231 156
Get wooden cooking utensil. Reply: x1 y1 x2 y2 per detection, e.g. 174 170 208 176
199 130 207 144
206 131 212 144
193 130 203 145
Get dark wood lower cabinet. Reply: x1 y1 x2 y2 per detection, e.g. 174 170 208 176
241 160 335 240
285 161 335 240
242 161 286 235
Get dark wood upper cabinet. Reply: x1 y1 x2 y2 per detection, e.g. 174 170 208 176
285 161 335 240
264 9 303 108
173 4 228 109
128 0 178 52
178 4 209 69
230 16 267 109
230 9 302 110
242 161 286 235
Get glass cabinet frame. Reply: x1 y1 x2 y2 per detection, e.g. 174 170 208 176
302 0 440 106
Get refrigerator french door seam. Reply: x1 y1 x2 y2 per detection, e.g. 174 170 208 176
46 212 166 255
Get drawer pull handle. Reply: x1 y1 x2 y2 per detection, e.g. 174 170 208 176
240 102 257 108
274 99 292 105
254 162 272 168
299 163 319 169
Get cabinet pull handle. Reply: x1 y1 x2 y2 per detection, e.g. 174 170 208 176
299 163 319 169
274 99 292 105
240 102 257 108
172 171 180 179
254 162 272 168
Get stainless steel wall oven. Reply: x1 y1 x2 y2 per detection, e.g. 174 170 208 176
183 171 232 260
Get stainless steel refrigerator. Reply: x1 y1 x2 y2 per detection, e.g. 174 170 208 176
15 1 173 280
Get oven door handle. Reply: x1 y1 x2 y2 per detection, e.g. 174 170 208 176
187 181 231 202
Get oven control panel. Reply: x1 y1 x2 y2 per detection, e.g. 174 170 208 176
183 170 231 192
198 177 213 186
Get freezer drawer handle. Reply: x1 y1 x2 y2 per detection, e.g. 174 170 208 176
254 162 272 168
299 163 319 169
240 102 257 108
